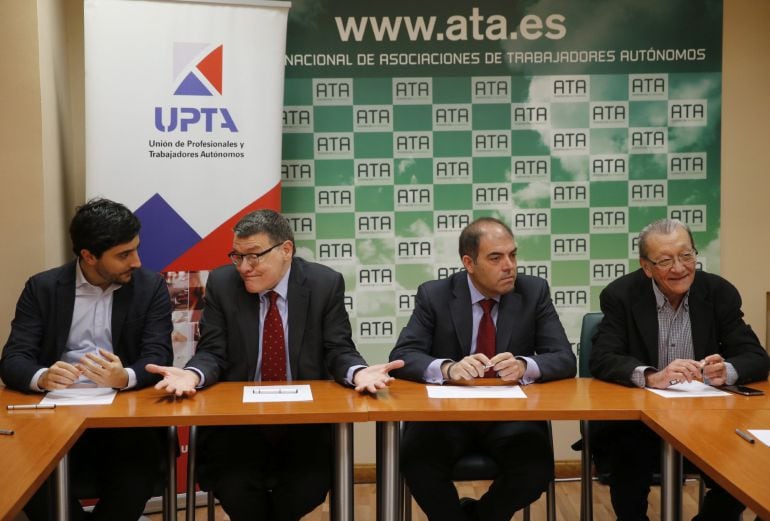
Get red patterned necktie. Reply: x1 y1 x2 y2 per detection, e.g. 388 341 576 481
477 299 497 377
261 291 287 381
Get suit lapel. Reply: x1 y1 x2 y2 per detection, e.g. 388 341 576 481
688 275 710 360
111 279 132 352
235 278 261 379
631 274 660 367
496 290 518 354
449 274 473 356
287 259 308 378
55 262 77 356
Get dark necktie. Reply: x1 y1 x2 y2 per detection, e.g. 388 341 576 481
477 299 497 377
261 291 287 381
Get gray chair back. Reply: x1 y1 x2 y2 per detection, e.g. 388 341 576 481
578 312 603 378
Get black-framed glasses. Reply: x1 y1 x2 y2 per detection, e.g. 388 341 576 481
643 249 698 270
228 243 283 267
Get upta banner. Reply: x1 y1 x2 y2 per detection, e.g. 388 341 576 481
84 0 290 275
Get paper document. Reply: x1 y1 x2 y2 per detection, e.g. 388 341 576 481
646 380 730 398
427 385 527 399
748 430 770 447
243 385 313 403
40 387 117 406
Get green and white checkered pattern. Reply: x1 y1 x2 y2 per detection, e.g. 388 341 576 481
281 73 721 361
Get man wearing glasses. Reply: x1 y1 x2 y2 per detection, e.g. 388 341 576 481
147 209 402 521
590 218 769 521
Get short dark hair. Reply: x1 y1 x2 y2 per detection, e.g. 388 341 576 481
233 209 294 251
638 218 695 259
458 217 514 261
69 198 141 258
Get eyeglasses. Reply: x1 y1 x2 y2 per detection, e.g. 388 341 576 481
228 243 283 267
644 249 698 270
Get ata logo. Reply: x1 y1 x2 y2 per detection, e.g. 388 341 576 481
155 43 238 132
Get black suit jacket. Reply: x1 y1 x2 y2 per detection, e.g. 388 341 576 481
389 271 576 382
187 257 365 386
590 268 770 386
0 260 173 391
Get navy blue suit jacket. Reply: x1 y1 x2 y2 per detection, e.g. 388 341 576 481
389 271 576 382
0 260 173 391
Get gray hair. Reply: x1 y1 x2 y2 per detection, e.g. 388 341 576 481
638 218 695 259
233 209 294 249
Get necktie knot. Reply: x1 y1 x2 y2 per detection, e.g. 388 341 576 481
267 290 279 306
480 299 496 314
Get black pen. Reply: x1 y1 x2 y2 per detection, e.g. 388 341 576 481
0 429 14 436
6 404 56 410
735 428 755 444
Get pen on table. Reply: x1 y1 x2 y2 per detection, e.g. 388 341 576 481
0 429 14 436
735 428 755 444
252 388 299 394
6 404 56 410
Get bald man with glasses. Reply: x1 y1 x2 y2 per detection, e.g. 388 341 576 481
589 218 770 521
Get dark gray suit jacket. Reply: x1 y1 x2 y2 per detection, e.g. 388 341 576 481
389 271 576 382
0 260 173 391
590 268 770 386
187 257 365 385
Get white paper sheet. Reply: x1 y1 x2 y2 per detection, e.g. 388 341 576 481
40 387 117 406
748 430 770 447
426 385 527 399
646 380 730 398
242 385 313 403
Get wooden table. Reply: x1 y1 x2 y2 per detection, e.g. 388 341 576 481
366 378 648 521
643 407 770 520
5 378 770 521
0 404 84 521
642 408 770 521
99 381 368 521
0 381 369 521
642 381 770 521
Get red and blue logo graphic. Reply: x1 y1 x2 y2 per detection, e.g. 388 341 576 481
173 43 223 96
155 42 237 132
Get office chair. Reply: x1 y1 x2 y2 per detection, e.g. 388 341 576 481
575 311 704 521
575 311 603 521
401 423 557 521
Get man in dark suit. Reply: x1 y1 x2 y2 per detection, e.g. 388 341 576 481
590 218 770 521
148 209 403 521
0 198 173 521
389 217 576 521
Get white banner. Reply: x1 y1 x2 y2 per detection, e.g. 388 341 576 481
85 0 289 271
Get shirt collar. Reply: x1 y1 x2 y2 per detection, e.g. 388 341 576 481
651 279 689 312
260 266 291 301
466 273 500 305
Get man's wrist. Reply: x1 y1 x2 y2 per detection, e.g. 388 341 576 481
186 369 202 388
351 366 367 385
643 368 658 387
441 361 456 381
113 369 130 390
